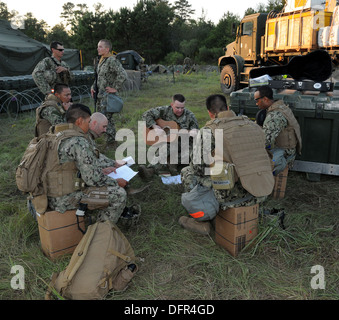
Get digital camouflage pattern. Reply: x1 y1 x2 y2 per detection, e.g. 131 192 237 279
32 57 72 95
88 129 116 168
142 105 199 172
93 55 127 143
48 134 126 223
181 126 266 210
142 105 199 130
35 94 66 136
263 101 296 161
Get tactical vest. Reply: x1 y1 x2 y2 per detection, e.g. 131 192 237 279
205 111 274 197
41 124 87 198
267 100 302 155
35 95 65 137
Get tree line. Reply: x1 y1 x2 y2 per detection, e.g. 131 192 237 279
0 0 285 67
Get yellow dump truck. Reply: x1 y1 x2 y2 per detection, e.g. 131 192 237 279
218 0 339 93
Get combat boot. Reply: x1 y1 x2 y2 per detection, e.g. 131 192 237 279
138 165 155 180
178 216 211 235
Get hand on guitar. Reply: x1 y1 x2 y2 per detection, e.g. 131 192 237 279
152 124 167 137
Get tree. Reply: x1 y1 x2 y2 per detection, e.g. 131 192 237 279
20 12 48 43
60 2 89 34
0 1 15 20
126 0 175 63
46 23 72 47
173 0 195 22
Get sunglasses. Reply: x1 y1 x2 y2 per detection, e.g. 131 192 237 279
54 48 64 52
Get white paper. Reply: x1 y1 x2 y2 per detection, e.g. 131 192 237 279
122 156 135 166
160 174 182 185
108 165 138 181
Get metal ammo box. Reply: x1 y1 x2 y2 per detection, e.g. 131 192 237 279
230 82 339 177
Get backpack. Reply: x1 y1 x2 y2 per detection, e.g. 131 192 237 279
15 135 48 196
46 220 138 300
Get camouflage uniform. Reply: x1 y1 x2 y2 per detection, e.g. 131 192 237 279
35 94 66 137
32 56 72 96
48 131 127 223
263 100 297 174
87 129 116 168
181 126 266 211
142 105 199 173
92 55 127 144
183 57 192 74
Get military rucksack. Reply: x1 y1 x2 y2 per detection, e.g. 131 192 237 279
15 135 48 197
46 220 138 300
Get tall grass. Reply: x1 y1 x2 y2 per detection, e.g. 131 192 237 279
0 72 338 300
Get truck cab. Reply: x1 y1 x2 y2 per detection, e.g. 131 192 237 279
218 13 268 94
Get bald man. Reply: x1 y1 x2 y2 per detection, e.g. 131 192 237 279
88 112 125 174
89 112 108 139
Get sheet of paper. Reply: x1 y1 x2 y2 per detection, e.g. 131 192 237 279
108 165 138 181
160 174 182 185
122 156 135 167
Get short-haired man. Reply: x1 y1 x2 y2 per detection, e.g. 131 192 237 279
179 94 274 235
139 94 199 177
254 85 302 175
42 103 128 224
34 83 72 137
32 41 73 96
91 39 127 146
88 112 126 173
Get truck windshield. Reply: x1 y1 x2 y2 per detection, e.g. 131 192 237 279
241 21 253 36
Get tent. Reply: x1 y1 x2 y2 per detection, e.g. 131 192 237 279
116 50 144 70
0 19 81 77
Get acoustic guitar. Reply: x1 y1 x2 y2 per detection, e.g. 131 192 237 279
144 119 180 146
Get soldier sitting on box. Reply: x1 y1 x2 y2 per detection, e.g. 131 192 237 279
42 103 129 224
254 85 302 175
179 94 274 235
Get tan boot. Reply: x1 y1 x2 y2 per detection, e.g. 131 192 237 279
138 165 155 180
178 216 211 235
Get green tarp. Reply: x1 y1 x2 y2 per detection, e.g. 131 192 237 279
0 19 81 77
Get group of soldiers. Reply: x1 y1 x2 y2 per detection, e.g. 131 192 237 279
28 38 302 236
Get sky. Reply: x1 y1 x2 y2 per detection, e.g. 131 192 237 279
5 0 267 28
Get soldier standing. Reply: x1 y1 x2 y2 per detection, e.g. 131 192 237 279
91 39 127 147
32 41 73 96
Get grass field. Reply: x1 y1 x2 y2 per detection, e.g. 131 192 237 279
0 71 338 300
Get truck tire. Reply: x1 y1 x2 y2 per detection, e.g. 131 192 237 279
220 64 238 94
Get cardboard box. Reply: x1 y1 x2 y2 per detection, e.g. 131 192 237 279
272 166 289 199
37 210 85 261
215 204 259 257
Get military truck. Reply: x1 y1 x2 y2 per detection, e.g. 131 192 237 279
218 1 339 94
